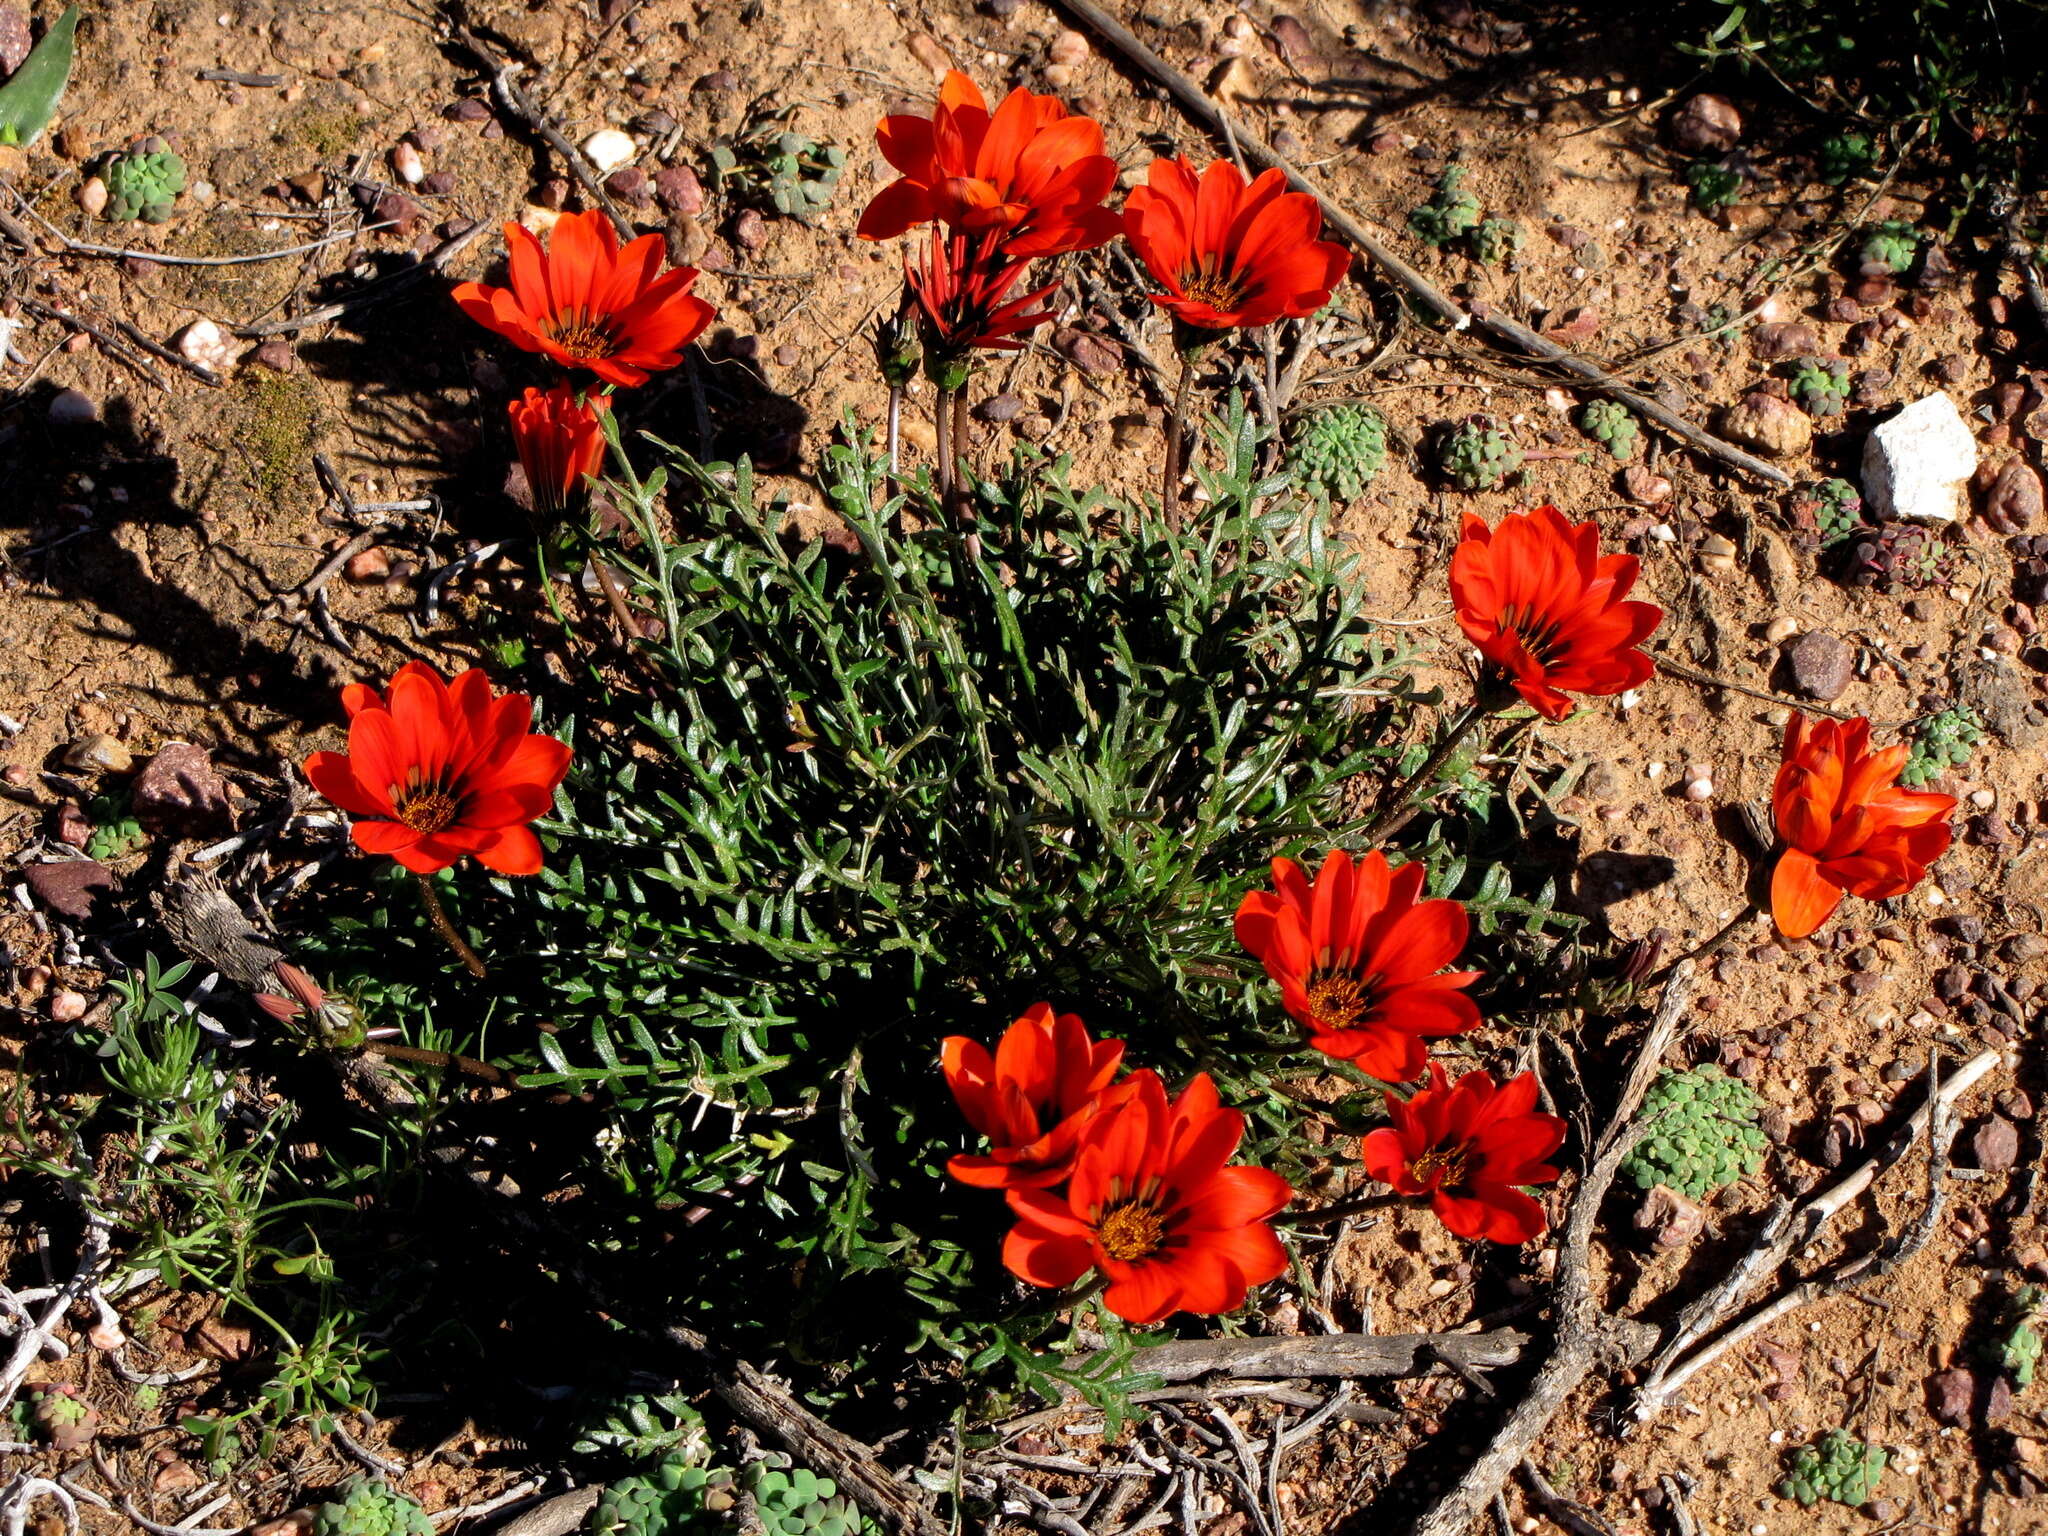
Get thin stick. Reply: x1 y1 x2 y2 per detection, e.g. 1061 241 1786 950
1045 0 1791 487
1651 649 1855 721
110 319 223 386
414 875 486 978
1163 354 1193 527
4 190 391 267
15 297 169 389
1646 900 1761 985
235 217 490 337
1359 701 1486 846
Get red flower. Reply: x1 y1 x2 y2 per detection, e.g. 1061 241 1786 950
508 384 608 515
1234 850 1479 1081
1003 1071 1291 1325
452 210 716 388
304 662 572 876
1449 505 1663 721
1770 712 1955 940
906 229 1058 360
1122 157 1349 331
856 71 1120 258
940 1004 1126 1189
1360 1063 1565 1244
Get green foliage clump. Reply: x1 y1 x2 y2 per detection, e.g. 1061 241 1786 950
1286 403 1388 500
1779 1430 1887 1508
1859 219 1919 274
1903 704 1983 787
103 138 187 224
87 792 147 861
1472 216 1524 266
1981 1284 2044 1387
1408 164 1482 248
743 1455 875 1536
1437 415 1523 490
571 1391 709 1463
0 4 77 148
1841 521 1951 592
1685 161 1742 212
1576 399 1639 461
709 105 846 221
1818 130 1876 184
1789 358 1851 418
1796 477 1864 546
312 1479 434 1536
238 372 324 500
589 1457 735 1536
1621 1065 1767 1199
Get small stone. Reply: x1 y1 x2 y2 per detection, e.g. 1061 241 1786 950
1111 414 1158 452
373 192 424 236
1668 93 1742 153
252 337 296 372
1749 321 1819 360
1862 392 1978 523
63 732 133 774
908 31 953 76
652 163 703 216
177 319 241 375
729 207 768 252
1055 327 1121 374
1049 28 1090 65
1765 615 1799 643
605 166 651 206
1982 459 2042 534
1635 1183 1706 1248
131 743 234 838
581 128 637 176
53 799 91 848
420 170 457 197
1929 1366 1978 1426
26 860 117 920
1966 1114 2019 1171
0 4 29 73
76 176 108 217
977 392 1024 424
345 548 390 582
47 388 98 426
1696 533 1737 575
1784 630 1854 701
391 141 425 184
1720 391 1812 458
1621 465 1672 504
693 69 738 93
49 987 88 1022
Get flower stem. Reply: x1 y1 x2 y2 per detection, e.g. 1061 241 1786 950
1359 701 1489 848
884 383 902 498
1646 900 1763 986
951 387 981 562
1163 351 1195 529
415 874 486 978
1275 1191 1399 1228
934 385 955 512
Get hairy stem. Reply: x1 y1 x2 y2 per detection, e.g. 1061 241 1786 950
1163 353 1194 528
1360 701 1489 847
415 874 486 979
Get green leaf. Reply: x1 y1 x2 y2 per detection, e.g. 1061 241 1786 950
0 6 80 148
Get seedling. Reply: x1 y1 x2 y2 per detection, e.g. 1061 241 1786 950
1407 164 1482 248
1286 403 1388 500
312 1478 435 1536
1819 130 1876 185
1980 1283 2044 1387
1779 1429 1887 1508
1794 477 1864 546
1471 216 1524 266
588 1457 735 1536
1903 704 1983 787
1437 415 1524 490
708 104 846 222
1859 219 1919 274
1577 399 1640 460
1620 1065 1767 1200
1685 161 1743 212
1788 358 1851 418
102 138 187 223
570 1390 709 1462
1840 521 1951 592
744 1454 873 1536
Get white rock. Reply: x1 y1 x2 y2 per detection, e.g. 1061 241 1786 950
581 128 636 176
177 319 240 376
1861 392 1977 523
392 141 425 185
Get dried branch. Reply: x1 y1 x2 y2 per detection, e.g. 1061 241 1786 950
1045 0 1792 487
1108 1328 1528 1385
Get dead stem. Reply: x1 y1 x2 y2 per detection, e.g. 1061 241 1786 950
1360 701 1489 847
415 875 487 979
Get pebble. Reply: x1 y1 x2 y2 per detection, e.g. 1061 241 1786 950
75 176 107 217
729 208 768 252
446 97 491 123
1055 326 1121 374
1784 630 1854 701
1696 533 1737 574
392 141 425 184
346 548 390 582
63 733 132 774
653 164 704 216
1863 392 1977 523
47 387 98 425
977 393 1024 424
1049 28 1090 65
178 319 241 376
605 166 651 207
1764 615 1798 643
1621 465 1671 503
1967 1114 2020 1171
50 989 87 1022
252 337 297 372
581 128 636 176
908 31 953 76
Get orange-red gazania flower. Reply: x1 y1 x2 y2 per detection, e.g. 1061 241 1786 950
1769 712 1956 940
1003 1070 1291 1325
508 384 608 515
856 71 1120 258
906 229 1059 362
940 1004 1126 1189
1360 1063 1565 1244
1122 157 1350 331
452 210 716 388
1234 850 1479 1082
1449 505 1663 722
304 662 572 877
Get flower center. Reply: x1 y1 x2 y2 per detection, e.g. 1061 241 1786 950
1501 603 1568 667
1408 1145 1470 1190
1305 965 1377 1035
1096 1199 1168 1262
545 308 622 362
1179 257 1248 313
392 780 458 834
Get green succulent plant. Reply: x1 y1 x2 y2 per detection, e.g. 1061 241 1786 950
102 137 187 224
0 4 77 148
34 1388 87 1428
1576 399 1639 461
570 1390 709 1463
1685 160 1742 212
1840 520 1951 592
312 1479 434 1536
86 792 148 861
1437 415 1523 491
1859 219 1919 274
1407 164 1481 248
1788 358 1851 418
588 1457 735 1536
1796 477 1864 547
742 1456 875 1536
1903 704 1983 788
1471 216 1523 266
1981 1283 2044 1388
1620 1065 1768 1200
1818 130 1876 185
708 107 846 222
1779 1430 1887 1508
1286 403 1388 501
